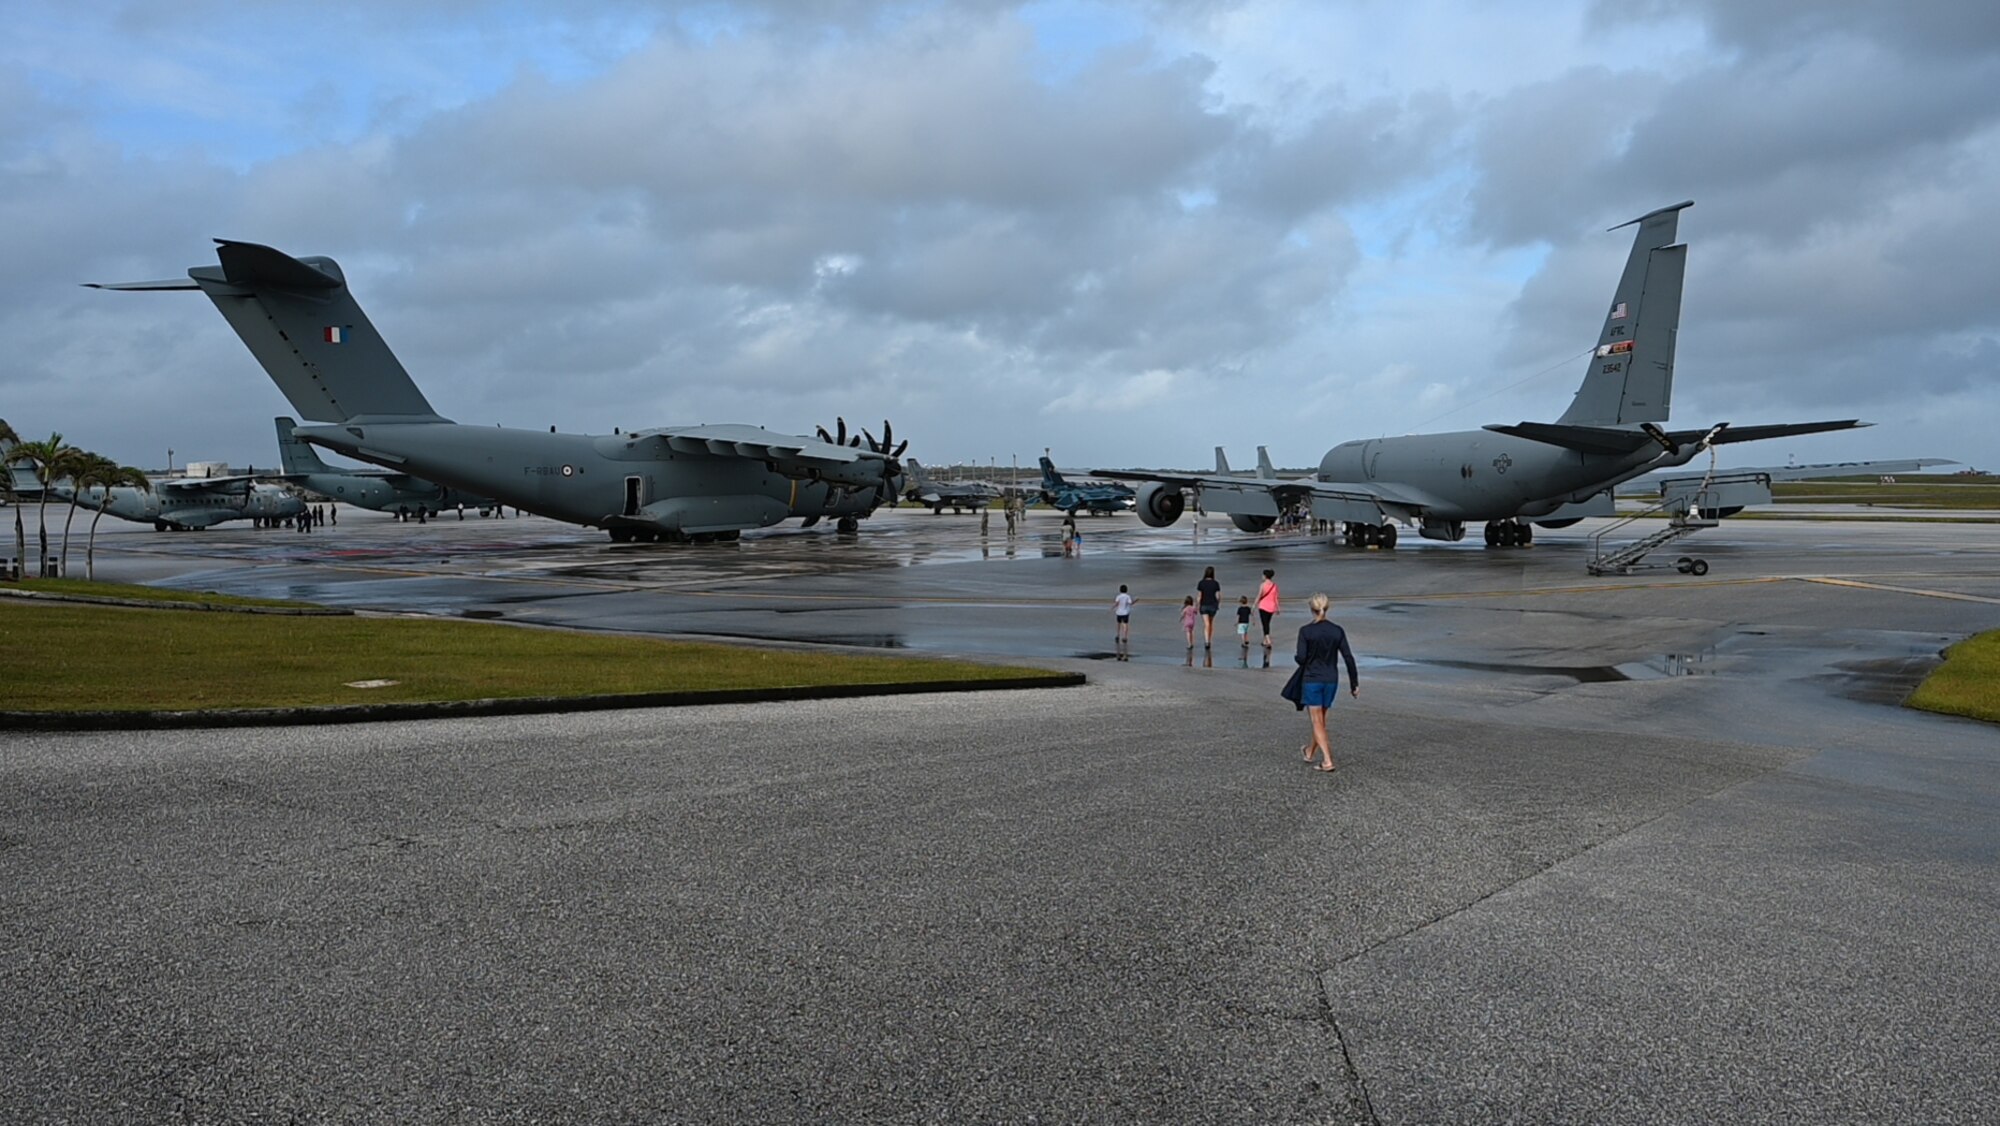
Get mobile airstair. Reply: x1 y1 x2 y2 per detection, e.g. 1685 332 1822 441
1586 498 1719 575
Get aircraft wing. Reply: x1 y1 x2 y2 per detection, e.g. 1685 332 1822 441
1618 458 1959 496
1094 467 1441 520
157 475 263 492
631 424 896 490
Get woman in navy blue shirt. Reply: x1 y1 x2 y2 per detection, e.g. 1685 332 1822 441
1295 592 1358 772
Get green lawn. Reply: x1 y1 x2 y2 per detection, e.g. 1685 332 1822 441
1907 630 2000 725
1772 478 2000 509
2 578 322 609
0 600 1055 713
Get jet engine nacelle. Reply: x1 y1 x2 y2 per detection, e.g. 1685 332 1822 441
1418 518 1466 542
1134 481 1187 527
1230 513 1276 533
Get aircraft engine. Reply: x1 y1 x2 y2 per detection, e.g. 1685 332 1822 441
1418 518 1466 542
1134 482 1187 528
1230 513 1276 533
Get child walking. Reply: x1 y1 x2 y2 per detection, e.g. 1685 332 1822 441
1236 595 1252 665
1180 596 1198 655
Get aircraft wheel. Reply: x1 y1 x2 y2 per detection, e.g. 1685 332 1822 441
1675 556 1692 572
1520 522 1533 545
609 528 634 543
1690 559 1709 576
154 521 168 532
933 506 943 515
1483 522 1498 547
1380 523 1397 549
719 530 741 542
837 516 859 534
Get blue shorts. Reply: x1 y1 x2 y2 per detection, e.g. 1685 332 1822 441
1301 680 1340 708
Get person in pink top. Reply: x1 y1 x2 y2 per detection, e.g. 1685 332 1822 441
1180 595 1198 653
1256 569 1280 656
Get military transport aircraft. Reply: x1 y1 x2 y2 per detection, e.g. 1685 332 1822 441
1094 201 1896 550
902 458 1002 513
12 465 304 531
272 417 499 519
92 242 905 543
1037 456 1134 515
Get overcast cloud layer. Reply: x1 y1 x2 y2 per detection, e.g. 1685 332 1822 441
3 0 1996 474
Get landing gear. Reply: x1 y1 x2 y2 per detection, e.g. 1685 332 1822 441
1483 520 1533 548
1675 556 1710 576
836 515 859 534
608 528 634 543
1343 522 1398 548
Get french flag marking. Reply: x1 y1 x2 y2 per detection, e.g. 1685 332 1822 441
324 326 347 344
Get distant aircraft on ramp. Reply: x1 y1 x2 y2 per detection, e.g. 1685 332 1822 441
92 242 905 543
271 417 500 518
1037 456 1134 515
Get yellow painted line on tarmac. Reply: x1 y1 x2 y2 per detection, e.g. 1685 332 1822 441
1796 577 2000 606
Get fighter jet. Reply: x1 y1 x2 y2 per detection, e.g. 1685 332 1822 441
1037 456 1134 515
270 416 499 518
1095 201 1894 550
903 458 1002 513
92 242 905 543
11 464 304 531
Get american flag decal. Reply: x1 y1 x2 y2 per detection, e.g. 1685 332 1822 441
1609 302 1628 320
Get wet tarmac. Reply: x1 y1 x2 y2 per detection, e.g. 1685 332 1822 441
6 506 1999 1122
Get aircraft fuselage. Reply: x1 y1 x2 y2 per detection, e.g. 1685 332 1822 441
65 483 305 530
1318 429 1673 522
297 422 888 534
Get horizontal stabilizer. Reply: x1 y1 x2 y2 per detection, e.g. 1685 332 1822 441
211 239 344 289
1483 422 1654 455
83 278 199 291
1691 419 1867 446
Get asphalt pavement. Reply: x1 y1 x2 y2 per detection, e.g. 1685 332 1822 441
3 506 1997 1123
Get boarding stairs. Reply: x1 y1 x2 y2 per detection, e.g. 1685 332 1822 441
1586 501 1719 575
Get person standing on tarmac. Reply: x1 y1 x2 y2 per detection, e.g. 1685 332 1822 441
1291 592 1358 773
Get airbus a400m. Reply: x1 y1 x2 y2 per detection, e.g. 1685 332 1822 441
94 242 905 543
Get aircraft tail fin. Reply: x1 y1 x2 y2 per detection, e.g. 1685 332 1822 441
1214 447 1232 474
1556 200 1691 427
275 416 334 474
106 240 448 425
1255 446 1276 479
906 457 932 487
1039 456 1066 490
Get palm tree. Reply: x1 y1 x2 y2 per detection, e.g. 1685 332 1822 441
78 458 150 580
0 418 23 579
13 433 82 578
61 451 113 579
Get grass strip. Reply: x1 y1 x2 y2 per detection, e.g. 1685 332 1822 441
2 578 321 609
1906 630 2000 725
0 601 1054 713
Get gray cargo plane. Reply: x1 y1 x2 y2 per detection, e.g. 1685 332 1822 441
93 242 904 543
272 416 499 518
11 465 305 531
1096 201 1882 549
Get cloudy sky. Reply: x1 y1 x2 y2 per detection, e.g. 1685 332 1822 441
4 0 1997 476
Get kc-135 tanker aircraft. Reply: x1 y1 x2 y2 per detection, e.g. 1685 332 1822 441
93 242 904 542
1096 201 1924 550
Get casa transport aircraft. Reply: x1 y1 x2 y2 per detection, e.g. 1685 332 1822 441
1093 200 1936 568
92 241 906 543
1037 456 1135 515
273 416 500 519
903 458 1002 513
9 463 304 531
